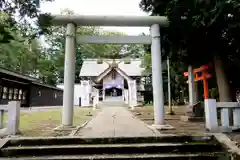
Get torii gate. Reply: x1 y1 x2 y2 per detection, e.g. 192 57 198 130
185 63 213 106
50 15 169 129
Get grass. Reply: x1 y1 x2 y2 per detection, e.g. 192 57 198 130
3 107 99 137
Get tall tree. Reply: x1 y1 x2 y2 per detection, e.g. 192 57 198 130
140 0 240 101
0 0 53 43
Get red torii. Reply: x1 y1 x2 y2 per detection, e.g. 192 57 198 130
184 63 212 99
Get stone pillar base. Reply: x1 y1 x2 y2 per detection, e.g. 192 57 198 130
148 124 175 130
53 125 77 131
180 115 204 122
166 111 175 115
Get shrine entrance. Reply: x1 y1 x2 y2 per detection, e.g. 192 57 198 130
105 87 122 97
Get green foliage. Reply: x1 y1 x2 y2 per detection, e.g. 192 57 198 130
97 59 103 64
0 5 146 85
139 0 240 101
141 52 152 75
140 0 240 65
123 58 131 64
0 0 53 43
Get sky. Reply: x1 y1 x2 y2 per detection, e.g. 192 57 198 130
40 0 150 35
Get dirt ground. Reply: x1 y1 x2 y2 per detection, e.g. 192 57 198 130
132 106 240 148
131 106 206 135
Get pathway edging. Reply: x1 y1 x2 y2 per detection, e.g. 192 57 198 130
130 110 160 135
69 120 91 136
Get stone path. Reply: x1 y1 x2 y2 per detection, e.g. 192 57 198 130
76 107 159 137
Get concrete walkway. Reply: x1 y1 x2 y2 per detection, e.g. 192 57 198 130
76 107 159 137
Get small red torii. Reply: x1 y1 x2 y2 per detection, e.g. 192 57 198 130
184 63 212 99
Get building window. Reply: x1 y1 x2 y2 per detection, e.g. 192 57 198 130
18 89 22 100
2 87 8 99
8 88 13 100
54 93 57 99
23 91 26 100
0 86 2 98
14 89 18 100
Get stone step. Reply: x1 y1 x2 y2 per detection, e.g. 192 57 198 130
0 153 225 160
0 136 229 159
3 136 215 146
0 143 223 157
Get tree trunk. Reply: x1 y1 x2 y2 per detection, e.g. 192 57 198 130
214 56 232 102
214 55 233 125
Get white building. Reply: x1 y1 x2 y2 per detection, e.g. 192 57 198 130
58 59 145 107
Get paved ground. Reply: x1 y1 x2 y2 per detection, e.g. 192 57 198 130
76 107 159 137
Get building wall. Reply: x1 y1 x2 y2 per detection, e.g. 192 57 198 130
29 85 63 107
0 80 30 107
57 84 83 106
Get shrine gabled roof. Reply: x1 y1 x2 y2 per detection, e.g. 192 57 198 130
79 59 144 77
95 65 132 83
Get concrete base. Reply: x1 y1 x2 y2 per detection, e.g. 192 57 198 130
232 126 240 132
53 125 77 131
148 124 175 130
180 115 205 122
129 106 135 110
69 120 90 136
166 111 175 115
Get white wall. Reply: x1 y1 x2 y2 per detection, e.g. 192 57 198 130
57 84 83 106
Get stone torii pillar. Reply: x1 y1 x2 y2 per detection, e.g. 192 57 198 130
62 23 76 127
150 24 165 126
150 24 174 129
188 65 196 105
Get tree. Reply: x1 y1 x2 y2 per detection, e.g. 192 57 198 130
1 7 146 86
0 9 59 85
139 0 240 101
0 0 53 43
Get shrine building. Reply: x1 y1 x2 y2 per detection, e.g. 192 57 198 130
58 59 146 107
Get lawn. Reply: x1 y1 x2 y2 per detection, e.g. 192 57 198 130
4 107 99 137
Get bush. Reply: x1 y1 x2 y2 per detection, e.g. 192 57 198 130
97 59 103 64
124 58 131 64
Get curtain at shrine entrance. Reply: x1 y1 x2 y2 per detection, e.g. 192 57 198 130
103 84 123 89
102 73 124 90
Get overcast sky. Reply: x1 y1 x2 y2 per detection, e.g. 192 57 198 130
40 0 150 35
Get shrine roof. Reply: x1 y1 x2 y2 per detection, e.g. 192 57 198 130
79 59 144 77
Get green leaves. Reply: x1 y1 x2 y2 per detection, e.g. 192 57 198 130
140 0 240 65
0 0 54 43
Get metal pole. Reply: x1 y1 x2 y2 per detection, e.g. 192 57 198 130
150 24 165 125
62 23 76 126
167 57 174 114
